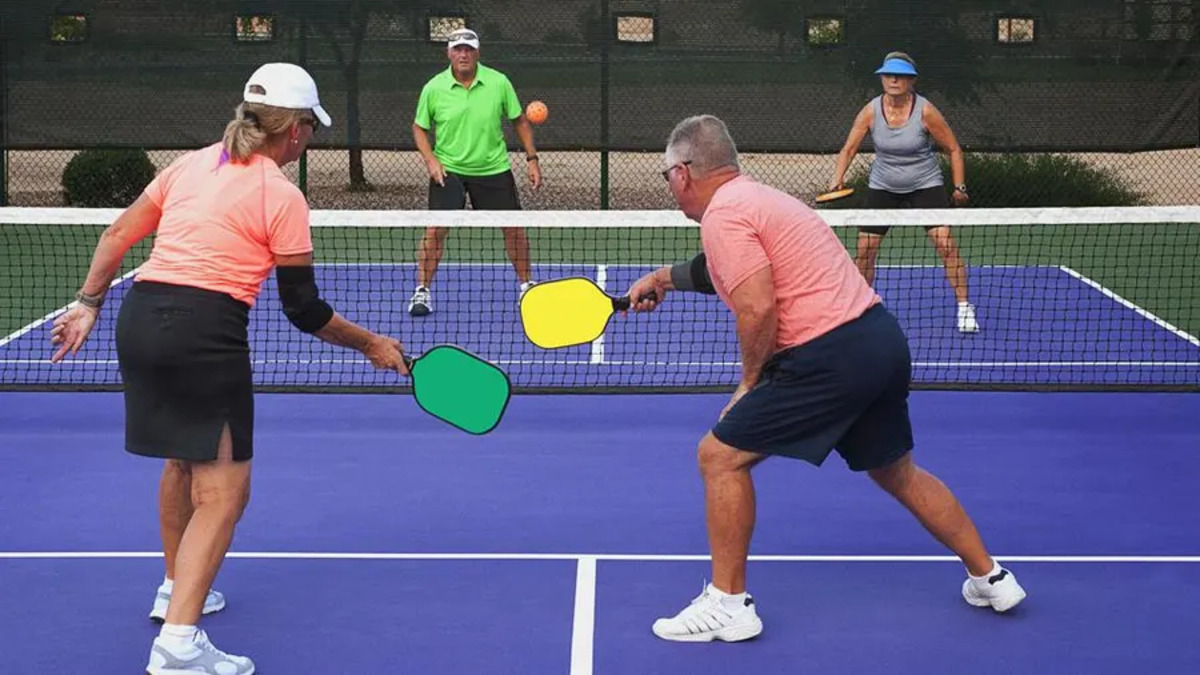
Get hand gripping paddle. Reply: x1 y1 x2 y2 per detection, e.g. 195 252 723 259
519 276 654 350
815 187 855 204
403 345 511 434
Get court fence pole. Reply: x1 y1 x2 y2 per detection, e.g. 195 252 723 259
599 0 610 210
0 17 8 207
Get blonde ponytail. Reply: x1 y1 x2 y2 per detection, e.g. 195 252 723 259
222 103 270 162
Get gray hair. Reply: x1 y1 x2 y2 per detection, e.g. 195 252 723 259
665 115 740 175
884 51 917 68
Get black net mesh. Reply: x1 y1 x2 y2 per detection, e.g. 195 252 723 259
2 208 1197 393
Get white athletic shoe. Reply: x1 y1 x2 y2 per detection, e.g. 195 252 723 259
518 280 537 308
962 565 1026 612
408 286 432 316
957 302 980 333
652 582 763 643
146 629 254 675
149 585 226 623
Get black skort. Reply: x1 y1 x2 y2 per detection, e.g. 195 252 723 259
116 281 255 462
712 304 914 472
861 185 949 236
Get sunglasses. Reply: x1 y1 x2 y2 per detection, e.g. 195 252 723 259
661 160 692 181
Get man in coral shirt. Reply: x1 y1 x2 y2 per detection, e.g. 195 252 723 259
625 115 1026 644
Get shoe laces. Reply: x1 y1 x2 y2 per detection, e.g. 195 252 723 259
675 581 739 628
192 630 241 663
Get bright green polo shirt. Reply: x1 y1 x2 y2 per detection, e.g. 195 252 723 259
414 64 522 177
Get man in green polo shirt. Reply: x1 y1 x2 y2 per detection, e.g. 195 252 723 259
409 27 542 316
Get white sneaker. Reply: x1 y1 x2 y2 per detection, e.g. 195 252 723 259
146 628 255 674
150 585 226 623
519 280 537 296
962 565 1026 612
408 286 432 316
652 582 763 643
957 302 980 333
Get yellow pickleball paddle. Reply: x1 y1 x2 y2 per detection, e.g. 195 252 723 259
519 277 654 350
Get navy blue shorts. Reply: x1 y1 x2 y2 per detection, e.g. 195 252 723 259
711 304 914 472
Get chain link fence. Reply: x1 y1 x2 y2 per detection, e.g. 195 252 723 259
2 0 1198 210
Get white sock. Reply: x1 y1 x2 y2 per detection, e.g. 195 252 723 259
958 301 971 308
160 577 174 592
969 560 1002 584
706 583 749 611
158 623 198 648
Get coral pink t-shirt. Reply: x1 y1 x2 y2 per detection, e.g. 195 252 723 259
700 175 880 350
136 143 313 306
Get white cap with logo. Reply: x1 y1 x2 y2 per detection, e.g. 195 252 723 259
447 28 480 49
243 62 332 128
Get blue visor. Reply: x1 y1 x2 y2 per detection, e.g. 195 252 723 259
874 58 918 76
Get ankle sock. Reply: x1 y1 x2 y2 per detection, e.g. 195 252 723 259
969 560 1002 584
706 583 749 611
158 623 198 648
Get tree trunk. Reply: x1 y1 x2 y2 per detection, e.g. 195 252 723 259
345 61 369 191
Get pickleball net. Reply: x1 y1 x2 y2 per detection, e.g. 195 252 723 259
2 205 1197 392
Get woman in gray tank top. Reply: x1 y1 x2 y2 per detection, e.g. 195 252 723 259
830 52 979 334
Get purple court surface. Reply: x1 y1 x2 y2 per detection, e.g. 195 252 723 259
2 389 1198 673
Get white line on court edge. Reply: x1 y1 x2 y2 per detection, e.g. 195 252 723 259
570 557 597 675
590 265 608 365
0 269 139 348
1059 265 1200 348
2 552 1199 563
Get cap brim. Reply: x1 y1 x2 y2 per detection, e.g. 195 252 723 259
875 62 918 76
448 39 479 49
313 104 332 128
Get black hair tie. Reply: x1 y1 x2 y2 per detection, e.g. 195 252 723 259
243 111 261 128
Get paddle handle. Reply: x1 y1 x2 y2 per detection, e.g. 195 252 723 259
613 290 658 311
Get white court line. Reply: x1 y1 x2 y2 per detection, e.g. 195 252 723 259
590 265 608 365
3 358 1196 368
570 557 597 675
2 552 1199 563
0 269 139 348
1059 266 1200 348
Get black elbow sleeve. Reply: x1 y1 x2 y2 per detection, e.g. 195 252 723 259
670 252 716 295
277 266 334 333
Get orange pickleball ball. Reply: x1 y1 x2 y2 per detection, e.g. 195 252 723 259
525 100 548 125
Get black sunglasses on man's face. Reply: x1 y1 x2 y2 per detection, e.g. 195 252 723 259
661 160 692 181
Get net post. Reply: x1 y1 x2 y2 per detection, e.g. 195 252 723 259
599 0 610 210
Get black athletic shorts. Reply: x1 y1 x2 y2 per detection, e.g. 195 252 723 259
711 304 914 472
429 170 522 211
116 281 255 462
861 185 949 236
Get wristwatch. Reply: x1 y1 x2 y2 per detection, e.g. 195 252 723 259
526 154 539 162
75 290 104 309
954 184 968 194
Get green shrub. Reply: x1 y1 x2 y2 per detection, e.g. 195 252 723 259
62 149 157 207
829 153 1145 208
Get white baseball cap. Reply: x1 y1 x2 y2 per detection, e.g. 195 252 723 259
243 62 332 128
447 28 480 49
